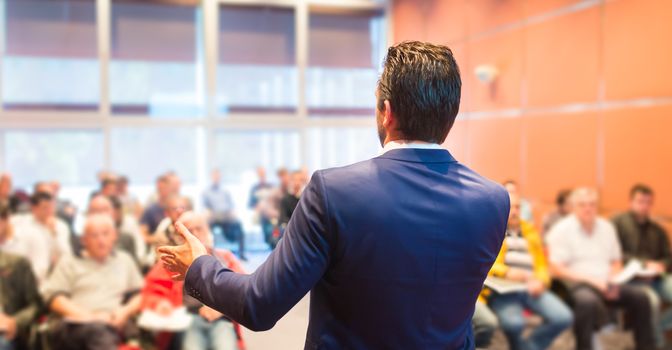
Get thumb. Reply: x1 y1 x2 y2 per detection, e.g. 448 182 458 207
174 221 199 246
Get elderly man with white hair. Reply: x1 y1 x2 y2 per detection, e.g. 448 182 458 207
42 214 143 350
547 187 654 350
88 194 142 264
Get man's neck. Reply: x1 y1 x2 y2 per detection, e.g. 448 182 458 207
383 139 435 146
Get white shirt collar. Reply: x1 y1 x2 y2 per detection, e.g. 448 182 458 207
379 140 443 156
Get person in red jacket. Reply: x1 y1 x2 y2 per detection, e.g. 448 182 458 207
142 211 246 350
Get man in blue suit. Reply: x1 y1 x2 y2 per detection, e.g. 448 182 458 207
159 41 510 349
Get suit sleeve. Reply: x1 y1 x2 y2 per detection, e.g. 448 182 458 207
184 171 332 331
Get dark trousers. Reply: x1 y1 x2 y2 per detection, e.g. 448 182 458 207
211 220 246 259
572 284 654 350
51 322 120 350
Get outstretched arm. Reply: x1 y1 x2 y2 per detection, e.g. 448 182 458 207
160 172 332 331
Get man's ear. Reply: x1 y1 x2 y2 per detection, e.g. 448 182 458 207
383 100 394 128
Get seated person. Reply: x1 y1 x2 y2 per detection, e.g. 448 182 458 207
612 184 672 348
154 195 192 250
0 228 41 350
203 170 245 260
87 194 137 263
110 195 146 266
42 214 143 350
542 188 572 235
139 175 171 265
10 191 71 284
142 211 245 350
487 192 572 350
547 187 654 350
278 170 306 228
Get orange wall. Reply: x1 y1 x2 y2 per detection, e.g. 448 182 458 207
394 0 672 228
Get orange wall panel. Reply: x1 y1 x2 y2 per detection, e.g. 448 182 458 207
522 112 599 204
602 105 672 216
525 7 600 107
425 0 467 44
466 117 521 183
524 0 584 18
604 0 672 100
392 0 672 223
393 0 427 42
467 29 523 112
466 0 524 36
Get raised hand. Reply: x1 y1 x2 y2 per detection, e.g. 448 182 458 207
157 221 208 281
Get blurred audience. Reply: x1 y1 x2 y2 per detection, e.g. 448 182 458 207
504 180 533 222
43 214 143 350
87 194 138 264
547 187 655 350
154 195 192 249
248 167 272 210
141 211 245 350
10 192 71 284
279 170 306 228
249 167 277 249
110 195 145 265
613 184 672 348
140 175 171 258
203 169 246 261
50 180 77 225
277 168 290 194
2 165 672 350
542 189 573 235
118 176 142 219
0 207 41 350
487 191 572 350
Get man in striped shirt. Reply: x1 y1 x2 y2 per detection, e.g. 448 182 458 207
486 191 573 350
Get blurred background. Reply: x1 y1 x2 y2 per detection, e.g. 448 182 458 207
0 0 671 349
0 0 386 221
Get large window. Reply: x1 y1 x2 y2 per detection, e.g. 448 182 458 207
213 130 301 183
306 8 386 118
4 129 103 188
217 5 297 116
2 0 99 110
110 127 200 185
110 1 201 117
307 127 380 170
0 0 389 221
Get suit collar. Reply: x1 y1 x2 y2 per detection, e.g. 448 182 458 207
376 148 457 163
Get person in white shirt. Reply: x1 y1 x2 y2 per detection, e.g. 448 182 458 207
547 187 654 350
9 191 72 284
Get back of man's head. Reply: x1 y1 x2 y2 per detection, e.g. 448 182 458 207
377 41 461 144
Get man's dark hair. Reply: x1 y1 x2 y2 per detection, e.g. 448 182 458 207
30 191 53 206
101 178 116 188
108 195 123 211
630 183 654 199
377 41 461 143
556 189 572 206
